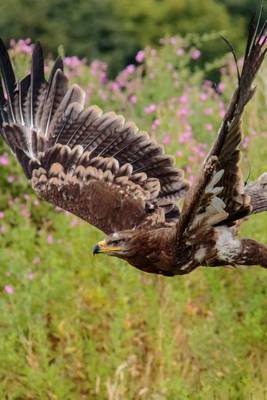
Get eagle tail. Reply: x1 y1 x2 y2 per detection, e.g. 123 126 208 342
245 173 267 214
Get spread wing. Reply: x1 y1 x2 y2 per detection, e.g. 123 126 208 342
0 40 188 235
176 11 266 242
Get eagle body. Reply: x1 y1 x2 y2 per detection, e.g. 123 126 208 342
0 11 267 277
115 224 267 276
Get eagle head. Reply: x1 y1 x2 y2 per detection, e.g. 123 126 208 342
92 227 177 276
93 231 136 258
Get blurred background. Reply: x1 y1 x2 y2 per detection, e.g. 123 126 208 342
0 1 267 399
0 0 266 75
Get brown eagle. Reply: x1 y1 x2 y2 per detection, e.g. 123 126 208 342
0 14 266 276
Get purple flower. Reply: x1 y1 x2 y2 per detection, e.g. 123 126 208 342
136 50 145 63
4 285 14 295
191 49 201 60
0 211 4 219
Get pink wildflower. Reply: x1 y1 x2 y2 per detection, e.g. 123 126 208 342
217 82 225 93
179 131 192 144
144 104 156 114
0 153 9 166
129 95 138 104
176 48 185 56
7 175 15 183
176 150 183 157
10 38 32 54
0 211 4 219
47 234 54 244
152 119 160 129
191 49 201 60
162 134 171 145
176 107 190 118
205 123 213 132
204 107 213 115
125 64 135 74
200 93 208 101
179 95 188 104
111 82 120 92
136 50 145 63
242 136 250 149
27 272 35 281
4 285 14 294
64 56 83 69
70 218 79 227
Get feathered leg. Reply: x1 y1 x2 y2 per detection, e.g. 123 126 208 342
236 239 267 268
209 228 267 269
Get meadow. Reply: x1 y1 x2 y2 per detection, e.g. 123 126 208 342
0 35 266 399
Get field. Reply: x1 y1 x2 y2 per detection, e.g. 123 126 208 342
0 36 266 399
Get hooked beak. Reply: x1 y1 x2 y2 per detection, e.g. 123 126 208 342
93 240 123 255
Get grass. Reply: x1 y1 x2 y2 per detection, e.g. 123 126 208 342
0 36 266 399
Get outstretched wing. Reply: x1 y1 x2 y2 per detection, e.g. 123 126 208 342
176 10 266 242
0 40 188 235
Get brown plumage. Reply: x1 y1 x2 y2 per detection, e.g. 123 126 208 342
0 10 266 276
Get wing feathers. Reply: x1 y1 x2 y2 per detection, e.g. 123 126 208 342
0 38 189 232
0 39 16 122
29 42 45 128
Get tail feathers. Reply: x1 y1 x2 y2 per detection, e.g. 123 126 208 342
245 173 267 214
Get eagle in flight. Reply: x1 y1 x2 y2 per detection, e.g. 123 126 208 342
0 12 266 276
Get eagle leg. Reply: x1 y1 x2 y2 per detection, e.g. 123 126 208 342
236 239 267 269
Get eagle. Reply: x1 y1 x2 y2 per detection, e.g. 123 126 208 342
0 13 266 277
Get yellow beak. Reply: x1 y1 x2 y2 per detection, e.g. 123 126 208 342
93 240 122 255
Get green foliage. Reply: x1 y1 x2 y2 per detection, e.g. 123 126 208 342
0 35 267 398
0 0 247 75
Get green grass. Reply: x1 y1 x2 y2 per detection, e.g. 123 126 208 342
0 38 266 399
